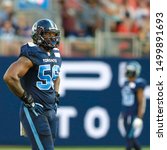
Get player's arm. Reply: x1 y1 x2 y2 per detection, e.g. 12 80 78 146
54 76 60 94
136 88 145 119
132 87 145 129
3 56 33 98
54 76 60 104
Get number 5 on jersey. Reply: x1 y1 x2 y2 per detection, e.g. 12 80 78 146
36 64 60 90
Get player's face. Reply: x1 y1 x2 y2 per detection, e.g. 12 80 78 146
43 31 60 48
43 31 59 39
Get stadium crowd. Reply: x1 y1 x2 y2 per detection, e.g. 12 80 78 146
0 0 150 57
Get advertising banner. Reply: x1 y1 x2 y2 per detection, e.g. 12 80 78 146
0 57 150 146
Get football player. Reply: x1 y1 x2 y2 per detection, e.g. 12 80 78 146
118 61 147 150
3 19 61 150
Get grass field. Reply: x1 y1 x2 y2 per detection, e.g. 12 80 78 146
0 146 150 150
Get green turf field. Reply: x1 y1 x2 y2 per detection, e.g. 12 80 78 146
0 146 150 150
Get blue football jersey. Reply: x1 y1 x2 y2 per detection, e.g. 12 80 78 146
19 42 62 109
121 78 146 115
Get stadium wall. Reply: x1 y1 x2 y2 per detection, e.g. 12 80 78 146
0 57 150 146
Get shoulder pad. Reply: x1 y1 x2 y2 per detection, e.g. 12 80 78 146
53 48 61 58
136 78 147 89
27 42 37 47
19 43 39 64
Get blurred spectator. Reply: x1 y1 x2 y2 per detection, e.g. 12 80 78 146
100 0 121 21
0 20 15 41
119 0 135 20
138 16 149 41
0 0 16 27
99 0 121 32
135 0 150 27
0 0 150 57
0 20 19 56
116 14 139 34
138 16 150 57
59 0 83 37
15 14 31 38
79 0 103 37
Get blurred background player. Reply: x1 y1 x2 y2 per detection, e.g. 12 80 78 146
3 18 62 150
118 61 147 150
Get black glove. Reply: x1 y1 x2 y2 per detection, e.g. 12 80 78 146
21 91 34 108
21 91 44 116
55 92 60 105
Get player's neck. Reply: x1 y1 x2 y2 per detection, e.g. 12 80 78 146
39 46 51 53
128 77 136 82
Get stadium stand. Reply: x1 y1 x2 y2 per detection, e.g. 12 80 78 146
0 0 150 57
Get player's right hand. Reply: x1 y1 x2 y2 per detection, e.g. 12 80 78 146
21 91 34 107
21 91 44 116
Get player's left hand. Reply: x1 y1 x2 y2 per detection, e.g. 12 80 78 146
55 92 60 105
132 117 143 129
